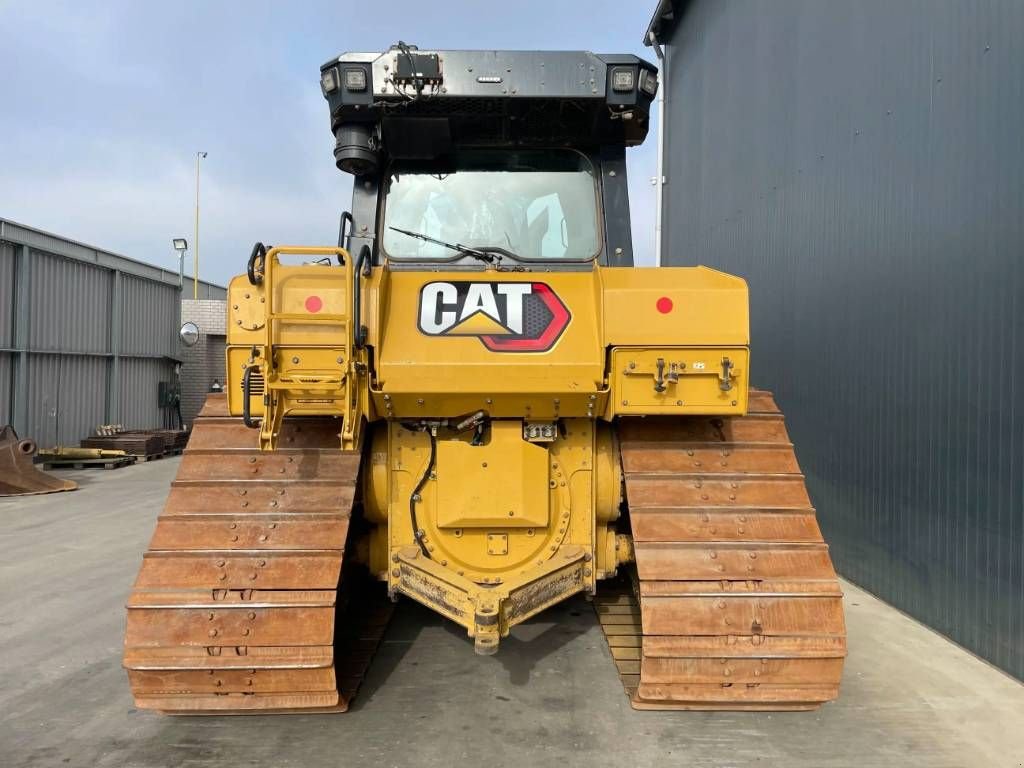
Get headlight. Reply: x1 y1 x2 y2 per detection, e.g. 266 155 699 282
344 68 367 91
639 69 659 97
611 67 635 93
320 67 339 95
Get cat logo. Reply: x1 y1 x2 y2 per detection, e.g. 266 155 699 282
418 281 571 352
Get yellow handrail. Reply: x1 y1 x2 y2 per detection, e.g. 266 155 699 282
255 246 358 450
261 246 353 372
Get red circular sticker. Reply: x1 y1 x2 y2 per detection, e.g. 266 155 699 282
305 295 323 313
656 296 673 314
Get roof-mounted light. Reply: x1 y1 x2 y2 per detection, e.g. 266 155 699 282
611 67 635 93
320 67 339 95
639 69 659 96
344 68 367 91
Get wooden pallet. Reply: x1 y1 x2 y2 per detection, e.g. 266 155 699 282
42 456 135 471
135 453 169 463
128 448 185 463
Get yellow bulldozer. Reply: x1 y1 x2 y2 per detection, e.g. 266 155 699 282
124 45 845 713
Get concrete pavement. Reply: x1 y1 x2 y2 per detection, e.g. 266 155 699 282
1 457 1021 768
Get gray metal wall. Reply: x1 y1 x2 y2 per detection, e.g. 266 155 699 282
0 218 227 446
0 242 13 428
652 0 1023 679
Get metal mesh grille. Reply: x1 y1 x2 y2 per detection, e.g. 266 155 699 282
247 371 265 396
522 293 553 338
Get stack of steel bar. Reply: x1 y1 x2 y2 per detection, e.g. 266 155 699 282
148 429 191 453
81 433 166 459
82 429 189 458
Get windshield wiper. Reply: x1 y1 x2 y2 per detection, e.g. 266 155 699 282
388 227 495 264
475 245 520 261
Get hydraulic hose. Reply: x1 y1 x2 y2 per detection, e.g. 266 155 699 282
242 366 259 429
409 429 436 559
354 244 371 348
247 242 267 285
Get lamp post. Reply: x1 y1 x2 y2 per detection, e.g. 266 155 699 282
194 151 208 299
172 238 188 290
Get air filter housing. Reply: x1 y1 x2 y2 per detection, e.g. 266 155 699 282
333 123 380 175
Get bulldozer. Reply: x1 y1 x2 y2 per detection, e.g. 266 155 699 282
124 45 845 714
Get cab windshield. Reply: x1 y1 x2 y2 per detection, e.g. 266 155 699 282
381 149 600 262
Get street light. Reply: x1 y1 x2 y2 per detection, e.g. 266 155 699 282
172 238 188 290
194 151 208 299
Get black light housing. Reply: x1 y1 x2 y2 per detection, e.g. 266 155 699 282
320 49 659 167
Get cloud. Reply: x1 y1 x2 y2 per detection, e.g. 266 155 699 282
0 0 660 282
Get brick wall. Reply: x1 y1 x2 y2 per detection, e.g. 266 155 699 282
180 299 227 426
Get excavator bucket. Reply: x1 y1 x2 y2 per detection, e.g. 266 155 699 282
0 425 78 497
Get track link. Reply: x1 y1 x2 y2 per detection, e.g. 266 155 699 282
123 394 390 714
603 389 846 710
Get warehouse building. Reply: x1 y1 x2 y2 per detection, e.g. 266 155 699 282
648 0 1022 679
0 217 226 447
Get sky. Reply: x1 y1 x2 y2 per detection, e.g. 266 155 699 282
0 0 661 287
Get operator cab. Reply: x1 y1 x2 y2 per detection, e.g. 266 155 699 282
320 45 658 270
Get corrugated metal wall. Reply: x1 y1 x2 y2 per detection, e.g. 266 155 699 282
118 357 170 428
23 354 60 447
0 242 13 426
57 356 109 448
28 251 112 352
120 274 178 358
0 218 227 445
0 353 12 426
0 242 14 347
655 0 1023 679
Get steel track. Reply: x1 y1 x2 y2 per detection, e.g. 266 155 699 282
599 390 847 710
124 394 391 714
